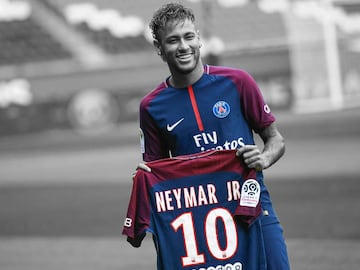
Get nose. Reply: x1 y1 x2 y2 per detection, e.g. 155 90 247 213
178 38 190 51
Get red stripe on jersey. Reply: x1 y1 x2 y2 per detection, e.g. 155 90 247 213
188 85 204 131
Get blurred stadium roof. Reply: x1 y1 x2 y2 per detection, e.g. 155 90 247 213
0 0 359 75
0 0 359 133
0 0 289 69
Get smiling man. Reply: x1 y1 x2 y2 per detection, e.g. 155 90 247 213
152 7 203 87
133 2 290 270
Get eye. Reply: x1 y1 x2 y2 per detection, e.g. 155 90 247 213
166 37 178 44
185 33 196 40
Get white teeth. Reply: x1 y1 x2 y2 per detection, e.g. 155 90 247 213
178 54 192 59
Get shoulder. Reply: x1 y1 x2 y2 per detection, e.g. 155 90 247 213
207 65 249 77
140 82 167 110
207 65 257 86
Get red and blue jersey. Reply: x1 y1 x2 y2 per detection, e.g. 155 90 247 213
139 65 279 225
139 65 275 162
122 150 266 270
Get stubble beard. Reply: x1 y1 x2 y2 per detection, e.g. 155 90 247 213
172 50 201 75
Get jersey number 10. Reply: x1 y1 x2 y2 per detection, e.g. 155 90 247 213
171 208 238 267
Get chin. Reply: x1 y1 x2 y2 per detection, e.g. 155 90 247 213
176 61 198 74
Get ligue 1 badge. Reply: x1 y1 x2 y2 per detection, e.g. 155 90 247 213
212 101 230 118
240 179 260 208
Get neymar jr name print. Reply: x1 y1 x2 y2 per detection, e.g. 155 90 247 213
154 179 258 212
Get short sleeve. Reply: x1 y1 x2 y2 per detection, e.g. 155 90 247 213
238 71 276 133
139 90 170 162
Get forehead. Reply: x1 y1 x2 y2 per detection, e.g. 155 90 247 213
161 19 197 38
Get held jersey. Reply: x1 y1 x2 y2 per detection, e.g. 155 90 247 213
122 150 266 270
139 65 275 162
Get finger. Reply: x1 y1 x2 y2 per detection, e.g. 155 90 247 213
247 160 263 171
244 154 261 167
246 161 263 171
235 148 243 157
244 154 257 163
236 145 258 156
236 145 252 156
137 163 151 172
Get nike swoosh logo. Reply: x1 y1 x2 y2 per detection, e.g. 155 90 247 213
167 118 184 132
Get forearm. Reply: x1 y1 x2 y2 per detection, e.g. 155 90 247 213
259 123 285 169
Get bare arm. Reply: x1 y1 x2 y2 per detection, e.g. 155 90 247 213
236 123 285 170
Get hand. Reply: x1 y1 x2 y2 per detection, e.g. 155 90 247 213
132 163 151 180
137 163 151 172
236 145 265 171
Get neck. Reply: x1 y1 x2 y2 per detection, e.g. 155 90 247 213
169 64 204 88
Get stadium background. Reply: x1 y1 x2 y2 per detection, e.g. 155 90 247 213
0 0 360 269
1 0 359 135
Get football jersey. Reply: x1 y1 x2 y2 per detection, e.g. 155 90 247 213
139 65 275 162
122 150 266 270
139 64 279 226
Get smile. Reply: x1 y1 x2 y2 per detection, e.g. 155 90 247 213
176 53 193 61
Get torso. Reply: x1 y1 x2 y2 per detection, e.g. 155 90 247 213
141 65 274 160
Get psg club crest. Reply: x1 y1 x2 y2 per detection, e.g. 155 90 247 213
212 101 230 118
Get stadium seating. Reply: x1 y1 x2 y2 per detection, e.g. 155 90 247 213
0 18 72 65
0 0 290 66
46 0 153 54
0 0 72 66
47 0 288 54
73 22 152 54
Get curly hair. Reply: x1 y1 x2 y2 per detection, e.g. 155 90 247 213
149 2 196 43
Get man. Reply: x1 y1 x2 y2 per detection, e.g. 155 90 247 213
137 3 290 269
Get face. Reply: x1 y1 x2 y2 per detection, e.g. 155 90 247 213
156 19 202 76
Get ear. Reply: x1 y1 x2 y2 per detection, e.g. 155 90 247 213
153 40 161 54
153 40 166 61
